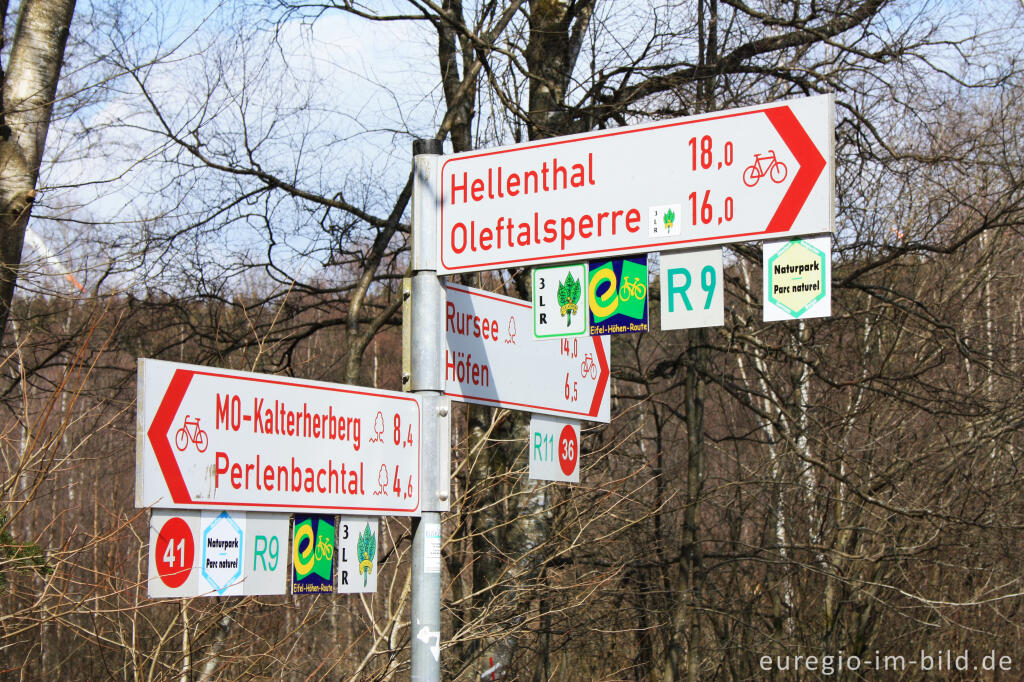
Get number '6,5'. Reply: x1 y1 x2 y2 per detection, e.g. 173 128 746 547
666 265 716 311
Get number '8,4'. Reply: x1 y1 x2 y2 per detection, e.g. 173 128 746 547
667 265 716 312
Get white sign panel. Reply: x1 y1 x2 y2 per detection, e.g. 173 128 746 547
437 94 833 273
660 248 724 330
336 516 378 593
243 512 289 595
762 236 832 321
529 415 581 483
149 509 288 597
200 510 245 596
533 263 588 338
444 283 610 422
149 509 201 598
137 359 422 515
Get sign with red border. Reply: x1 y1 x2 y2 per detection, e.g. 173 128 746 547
136 359 422 515
437 94 832 274
444 284 610 422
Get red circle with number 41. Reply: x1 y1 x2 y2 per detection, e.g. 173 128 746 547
558 424 578 476
155 516 195 588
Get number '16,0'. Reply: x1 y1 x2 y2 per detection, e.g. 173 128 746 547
667 265 716 311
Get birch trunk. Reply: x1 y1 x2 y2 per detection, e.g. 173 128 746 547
0 0 76 335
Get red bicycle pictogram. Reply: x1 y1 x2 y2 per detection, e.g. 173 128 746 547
580 353 599 379
174 415 208 453
742 150 788 187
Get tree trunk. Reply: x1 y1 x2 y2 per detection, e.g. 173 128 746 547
0 0 76 337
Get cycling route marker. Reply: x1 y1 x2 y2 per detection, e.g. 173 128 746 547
444 283 610 423
436 93 833 274
136 358 423 515
587 255 649 335
529 415 581 483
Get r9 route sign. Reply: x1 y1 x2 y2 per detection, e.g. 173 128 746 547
136 359 422 515
436 94 833 274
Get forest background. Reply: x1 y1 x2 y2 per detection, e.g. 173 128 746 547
2 0 1024 680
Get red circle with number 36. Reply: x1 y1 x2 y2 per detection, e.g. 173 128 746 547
558 424 578 476
155 516 195 588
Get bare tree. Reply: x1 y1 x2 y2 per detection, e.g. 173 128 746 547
0 0 77 337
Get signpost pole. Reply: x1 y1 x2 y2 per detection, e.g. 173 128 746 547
410 138 444 682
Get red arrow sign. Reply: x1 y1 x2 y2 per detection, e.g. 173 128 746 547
147 368 194 503
137 359 424 514
437 94 833 274
764 105 827 234
444 284 611 422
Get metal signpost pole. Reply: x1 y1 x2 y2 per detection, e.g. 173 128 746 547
410 138 444 682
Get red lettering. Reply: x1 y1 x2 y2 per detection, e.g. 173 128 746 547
578 214 593 239
216 394 230 429
626 208 641 233
450 171 467 205
451 222 468 253
215 452 228 488
611 209 624 234
506 172 520 196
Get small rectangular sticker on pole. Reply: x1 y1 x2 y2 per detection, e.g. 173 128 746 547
423 522 441 574
763 236 831 321
529 415 581 483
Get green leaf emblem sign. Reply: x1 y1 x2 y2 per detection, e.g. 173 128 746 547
357 523 376 587
557 272 581 325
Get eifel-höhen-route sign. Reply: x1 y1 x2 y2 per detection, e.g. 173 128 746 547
444 284 610 422
136 359 422 515
437 94 833 274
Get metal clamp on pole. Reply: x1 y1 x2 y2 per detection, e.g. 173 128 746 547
410 137 445 682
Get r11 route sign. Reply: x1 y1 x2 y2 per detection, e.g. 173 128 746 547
436 94 833 274
444 283 610 422
136 359 422 515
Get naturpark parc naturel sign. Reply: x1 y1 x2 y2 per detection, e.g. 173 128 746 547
435 94 834 274
136 359 422 515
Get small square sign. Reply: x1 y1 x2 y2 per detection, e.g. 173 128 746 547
529 415 581 483
292 514 336 594
243 512 289 595
200 510 245 596
588 256 649 335
660 248 724 330
763 236 831 321
649 204 683 238
534 264 588 338
336 516 378 593
149 510 201 598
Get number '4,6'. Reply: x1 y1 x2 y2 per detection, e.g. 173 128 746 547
660 248 724 330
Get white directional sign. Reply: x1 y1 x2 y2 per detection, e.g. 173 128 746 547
437 94 833 274
136 359 422 515
444 283 610 422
